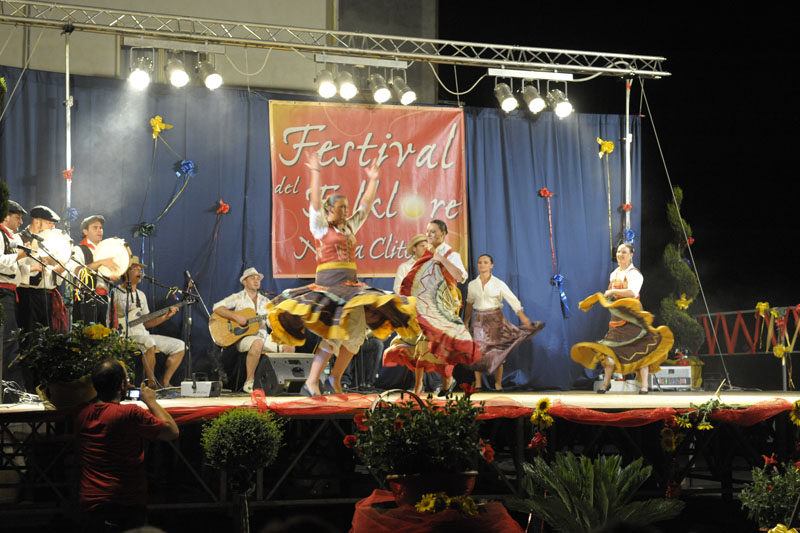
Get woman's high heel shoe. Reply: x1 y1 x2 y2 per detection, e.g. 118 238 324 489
596 383 611 394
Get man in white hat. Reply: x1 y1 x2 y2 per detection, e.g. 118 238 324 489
393 233 428 294
70 215 120 324
0 200 31 396
113 257 185 387
212 268 294 393
17 204 69 334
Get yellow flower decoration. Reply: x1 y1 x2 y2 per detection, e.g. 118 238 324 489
675 293 693 310
83 324 112 340
771 308 781 319
674 416 692 429
597 137 614 157
536 397 551 413
774 344 788 359
755 301 770 317
538 414 554 429
790 400 800 427
150 115 173 139
415 493 437 513
769 524 798 533
696 421 713 431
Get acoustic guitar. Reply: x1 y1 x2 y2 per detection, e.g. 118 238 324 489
208 307 269 347
120 300 189 331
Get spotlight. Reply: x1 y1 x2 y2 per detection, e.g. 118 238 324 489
522 85 545 113
316 69 337 98
128 56 152 90
392 77 416 105
197 60 223 90
166 57 189 88
368 73 391 104
546 89 573 118
493 83 518 113
336 71 358 100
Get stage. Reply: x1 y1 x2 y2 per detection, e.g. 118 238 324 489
1 388 797 530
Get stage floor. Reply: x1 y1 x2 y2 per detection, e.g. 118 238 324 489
3 388 800 416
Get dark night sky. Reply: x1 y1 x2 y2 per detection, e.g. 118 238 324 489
438 3 799 314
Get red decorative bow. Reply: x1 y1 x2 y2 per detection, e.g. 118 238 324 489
216 199 230 214
62 167 75 180
621 203 632 212
687 237 695 246
538 187 554 198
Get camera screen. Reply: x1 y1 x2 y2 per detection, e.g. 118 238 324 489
128 388 141 400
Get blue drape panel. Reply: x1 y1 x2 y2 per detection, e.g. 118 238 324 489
0 67 640 389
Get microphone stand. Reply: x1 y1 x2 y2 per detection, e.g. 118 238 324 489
22 243 105 305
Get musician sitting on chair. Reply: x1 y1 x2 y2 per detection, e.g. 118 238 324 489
113 256 185 388
212 267 294 393
70 215 120 325
17 205 69 333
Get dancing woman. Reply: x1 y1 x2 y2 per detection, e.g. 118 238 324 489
464 254 545 391
383 219 481 394
570 243 673 394
268 153 420 396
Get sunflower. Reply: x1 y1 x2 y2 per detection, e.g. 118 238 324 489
790 400 800 427
536 397 552 413
538 414 554 429
530 411 541 424
674 416 693 429
415 493 438 513
696 421 713 431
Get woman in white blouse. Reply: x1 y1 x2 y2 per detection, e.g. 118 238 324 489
464 254 545 391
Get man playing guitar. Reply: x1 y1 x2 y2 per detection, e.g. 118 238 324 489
211 268 293 393
113 257 185 388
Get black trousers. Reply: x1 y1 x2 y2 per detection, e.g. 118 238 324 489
0 288 25 394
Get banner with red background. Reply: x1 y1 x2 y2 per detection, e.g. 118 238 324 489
269 101 467 278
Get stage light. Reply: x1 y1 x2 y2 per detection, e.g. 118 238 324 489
128 56 152 90
316 69 337 98
369 73 391 104
392 77 416 105
494 83 518 112
522 85 545 113
336 71 358 100
197 59 223 90
546 89 573 118
166 57 189 88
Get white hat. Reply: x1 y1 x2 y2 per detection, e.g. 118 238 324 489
239 267 264 284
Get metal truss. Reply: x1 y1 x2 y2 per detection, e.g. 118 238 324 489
0 0 669 79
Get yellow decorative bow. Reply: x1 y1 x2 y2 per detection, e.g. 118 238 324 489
150 115 173 139
756 301 770 317
769 524 797 533
771 308 781 319
675 293 693 310
774 344 788 359
597 137 614 158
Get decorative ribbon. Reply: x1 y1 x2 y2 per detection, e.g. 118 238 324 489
150 115 173 139
62 167 74 181
539 187 570 318
621 202 632 212
624 229 636 246
773 344 788 359
216 199 230 214
175 159 196 179
65 207 78 222
552 274 570 317
75 267 95 302
769 524 797 533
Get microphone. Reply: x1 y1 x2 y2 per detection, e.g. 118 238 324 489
142 273 157 282
19 229 44 243
184 270 194 291
9 242 34 253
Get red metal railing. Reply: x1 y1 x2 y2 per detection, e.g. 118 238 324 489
696 306 800 356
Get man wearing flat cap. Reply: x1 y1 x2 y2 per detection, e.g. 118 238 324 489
17 204 69 334
212 268 293 393
393 234 428 294
0 200 31 396
113 257 185 388
71 215 120 324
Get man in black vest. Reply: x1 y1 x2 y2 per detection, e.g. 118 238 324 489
71 215 120 324
1 200 29 398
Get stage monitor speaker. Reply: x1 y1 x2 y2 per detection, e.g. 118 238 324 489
254 353 314 395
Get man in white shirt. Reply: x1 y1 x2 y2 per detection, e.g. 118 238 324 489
393 234 427 294
212 268 293 393
71 215 120 324
1 200 30 396
113 257 185 387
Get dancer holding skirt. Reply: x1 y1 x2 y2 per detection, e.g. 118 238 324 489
570 243 673 394
268 153 420 396
464 254 545 391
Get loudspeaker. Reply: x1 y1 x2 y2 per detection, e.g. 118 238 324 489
254 353 315 395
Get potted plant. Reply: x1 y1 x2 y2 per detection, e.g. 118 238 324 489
201 407 285 533
507 452 685 532
344 389 494 507
14 322 138 409
740 459 800 530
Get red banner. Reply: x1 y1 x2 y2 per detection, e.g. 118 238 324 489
269 101 467 278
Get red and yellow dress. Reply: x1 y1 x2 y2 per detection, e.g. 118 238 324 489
267 206 419 355
570 267 673 374
383 243 481 377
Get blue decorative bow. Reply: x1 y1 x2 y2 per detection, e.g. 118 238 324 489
175 159 196 179
552 273 571 318
65 207 78 222
624 229 636 246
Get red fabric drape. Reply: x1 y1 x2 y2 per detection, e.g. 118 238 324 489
350 489 523 533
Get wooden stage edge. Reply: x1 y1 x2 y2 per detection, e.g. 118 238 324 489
3 389 800 417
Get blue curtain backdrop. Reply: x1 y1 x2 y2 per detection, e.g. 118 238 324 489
0 67 640 390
